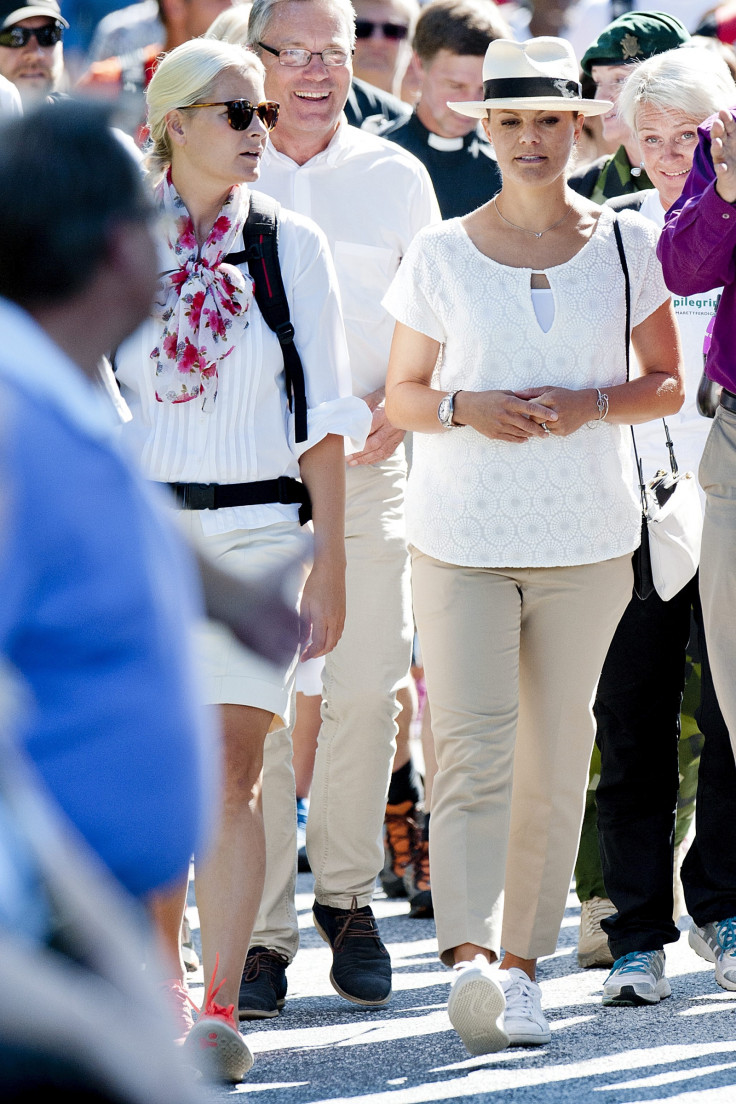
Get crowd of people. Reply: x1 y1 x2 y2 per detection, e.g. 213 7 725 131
1 0 736 1090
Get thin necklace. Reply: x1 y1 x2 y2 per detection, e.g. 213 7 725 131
492 196 574 239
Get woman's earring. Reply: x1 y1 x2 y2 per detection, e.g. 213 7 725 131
631 160 644 178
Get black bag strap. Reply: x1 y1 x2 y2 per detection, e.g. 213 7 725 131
224 191 308 443
613 215 654 600
612 217 679 519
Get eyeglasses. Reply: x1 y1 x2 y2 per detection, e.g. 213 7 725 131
0 21 64 48
355 19 409 40
258 41 353 67
183 99 280 131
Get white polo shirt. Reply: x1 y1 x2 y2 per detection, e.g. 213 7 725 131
257 118 440 399
0 74 21 117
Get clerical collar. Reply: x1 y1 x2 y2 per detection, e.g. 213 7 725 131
427 132 465 152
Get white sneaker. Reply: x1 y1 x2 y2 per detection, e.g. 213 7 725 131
689 918 736 992
602 950 671 1006
500 968 550 1046
447 956 508 1056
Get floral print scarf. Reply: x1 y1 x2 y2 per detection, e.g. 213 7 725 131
151 170 254 410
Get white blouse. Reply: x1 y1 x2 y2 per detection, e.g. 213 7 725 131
383 206 670 568
116 201 371 535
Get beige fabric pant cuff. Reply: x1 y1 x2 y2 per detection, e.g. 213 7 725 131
252 451 413 955
699 406 736 760
411 548 633 965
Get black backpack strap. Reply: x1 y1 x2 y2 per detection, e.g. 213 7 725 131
224 192 308 443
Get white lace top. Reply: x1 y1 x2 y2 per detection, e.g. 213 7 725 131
382 207 670 568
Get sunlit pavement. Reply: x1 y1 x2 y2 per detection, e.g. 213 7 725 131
186 877 736 1103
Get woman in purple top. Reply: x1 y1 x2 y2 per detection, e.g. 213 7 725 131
658 98 736 995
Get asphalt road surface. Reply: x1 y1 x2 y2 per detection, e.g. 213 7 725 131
187 875 736 1103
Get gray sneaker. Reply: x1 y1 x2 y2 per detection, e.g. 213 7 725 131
577 896 615 969
602 950 671 1006
689 918 736 991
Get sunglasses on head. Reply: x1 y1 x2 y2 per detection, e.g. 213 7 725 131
184 98 280 131
355 19 409 40
0 20 64 47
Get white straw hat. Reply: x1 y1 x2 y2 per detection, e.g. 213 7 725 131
449 36 612 119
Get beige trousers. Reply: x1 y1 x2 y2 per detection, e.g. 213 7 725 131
699 405 736 759
252 450 413 958
411 548 633 964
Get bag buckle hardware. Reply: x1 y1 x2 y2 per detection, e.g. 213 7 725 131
275 321 295 346
184 483 217 510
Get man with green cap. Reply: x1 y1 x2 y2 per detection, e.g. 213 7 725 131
568 11 691 203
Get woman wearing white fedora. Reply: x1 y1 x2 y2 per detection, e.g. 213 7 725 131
383 35 683 1054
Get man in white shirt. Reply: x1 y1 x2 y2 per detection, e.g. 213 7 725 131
0 0 65 108
240 0 439 1016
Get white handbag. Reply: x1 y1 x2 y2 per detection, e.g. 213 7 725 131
637 441 703 602
613 216 704 603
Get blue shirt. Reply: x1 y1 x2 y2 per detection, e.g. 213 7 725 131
0 299 217 898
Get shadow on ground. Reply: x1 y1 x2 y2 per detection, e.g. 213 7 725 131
200 876 736 1103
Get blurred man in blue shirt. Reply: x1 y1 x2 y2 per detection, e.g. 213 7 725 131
0 100 217 900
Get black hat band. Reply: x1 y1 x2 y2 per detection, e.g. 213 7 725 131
482 76 583 102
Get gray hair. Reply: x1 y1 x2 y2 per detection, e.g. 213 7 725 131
146 38 265 177
205 4 252 46
248 0 356 52
618 46 735 134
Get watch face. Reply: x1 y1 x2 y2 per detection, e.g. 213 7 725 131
439 397 451 425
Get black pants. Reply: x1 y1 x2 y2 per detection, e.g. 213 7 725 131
595 571 736 959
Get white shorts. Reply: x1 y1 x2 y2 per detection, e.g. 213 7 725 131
178 513 303 727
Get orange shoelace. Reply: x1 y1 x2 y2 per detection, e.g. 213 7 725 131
384 800 415 877
189 952 236 1027
412 836 431 893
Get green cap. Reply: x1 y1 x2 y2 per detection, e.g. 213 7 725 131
581 11 691 75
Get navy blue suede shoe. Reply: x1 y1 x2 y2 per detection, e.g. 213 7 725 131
238 946 288 1020
312 899 392 1006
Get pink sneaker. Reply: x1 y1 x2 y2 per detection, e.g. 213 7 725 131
160 978 195 1045
183 955 253 1083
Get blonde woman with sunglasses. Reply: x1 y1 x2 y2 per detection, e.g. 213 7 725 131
114 37 370 1083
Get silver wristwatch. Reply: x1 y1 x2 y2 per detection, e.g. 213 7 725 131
438 390 461 430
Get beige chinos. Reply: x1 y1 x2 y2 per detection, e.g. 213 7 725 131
699 405 736 760
411 548 633 965
252 449 413 958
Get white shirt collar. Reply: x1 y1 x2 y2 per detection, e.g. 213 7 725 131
0 298 118 441
265 114 351 171
427 133 465 152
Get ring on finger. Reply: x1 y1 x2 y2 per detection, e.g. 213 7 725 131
541 421 551 435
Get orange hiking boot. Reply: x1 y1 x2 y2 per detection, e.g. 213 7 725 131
380 799 415 899
407 829 433 919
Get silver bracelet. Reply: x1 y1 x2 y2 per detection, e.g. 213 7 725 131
596 388 609 422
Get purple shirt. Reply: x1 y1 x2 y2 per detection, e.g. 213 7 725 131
657 110 736 392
